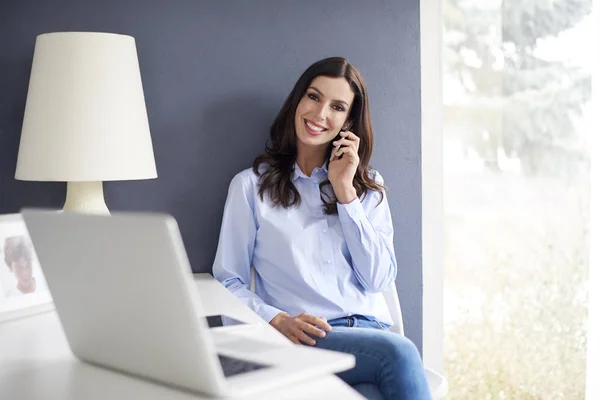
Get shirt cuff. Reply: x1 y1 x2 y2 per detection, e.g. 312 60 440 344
257 304 285 324
337 196 367 223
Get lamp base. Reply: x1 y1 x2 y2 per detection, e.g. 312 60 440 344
63 181 110 215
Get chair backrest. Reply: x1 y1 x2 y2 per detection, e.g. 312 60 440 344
249 266 405 336
382 281 405 336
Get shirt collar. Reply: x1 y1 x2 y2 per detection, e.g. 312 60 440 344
292 160 329 182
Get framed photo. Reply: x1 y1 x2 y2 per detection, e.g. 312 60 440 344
0 213 53 323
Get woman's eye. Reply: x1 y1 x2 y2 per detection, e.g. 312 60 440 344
308 93 319 101
333 105 345 112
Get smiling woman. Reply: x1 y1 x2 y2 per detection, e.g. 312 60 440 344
294 76 354 141
212 57 433 400
253 57 384 215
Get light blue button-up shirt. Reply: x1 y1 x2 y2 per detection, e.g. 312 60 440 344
212 162 396 325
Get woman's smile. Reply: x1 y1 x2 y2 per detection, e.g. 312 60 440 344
304 118 328 136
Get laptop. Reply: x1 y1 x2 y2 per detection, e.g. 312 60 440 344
21 209 355 398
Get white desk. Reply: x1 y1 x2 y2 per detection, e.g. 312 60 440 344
0 273 363 400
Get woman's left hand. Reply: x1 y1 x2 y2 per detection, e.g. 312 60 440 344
328 130 359 204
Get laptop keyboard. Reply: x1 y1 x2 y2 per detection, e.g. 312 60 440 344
218 354 270 377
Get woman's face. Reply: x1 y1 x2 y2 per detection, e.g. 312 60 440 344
10 257 33 284
294 76 355 150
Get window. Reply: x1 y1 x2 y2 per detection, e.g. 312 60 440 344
442 0 594 398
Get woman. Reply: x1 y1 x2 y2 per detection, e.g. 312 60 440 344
213 57 431 400
3 236 37 297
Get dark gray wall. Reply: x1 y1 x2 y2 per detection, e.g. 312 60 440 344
0 0 423 350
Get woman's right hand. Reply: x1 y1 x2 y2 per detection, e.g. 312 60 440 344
269 312 332 346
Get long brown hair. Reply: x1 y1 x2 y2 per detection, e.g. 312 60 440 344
253 57 385 214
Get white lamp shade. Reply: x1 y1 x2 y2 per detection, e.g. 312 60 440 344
15 32 157 182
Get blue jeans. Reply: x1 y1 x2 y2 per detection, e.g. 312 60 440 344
311 315 432 400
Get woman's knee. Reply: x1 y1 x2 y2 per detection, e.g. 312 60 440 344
375 334 423 367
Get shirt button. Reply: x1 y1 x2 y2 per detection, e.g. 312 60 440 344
322 228 327 233
326 260 332 264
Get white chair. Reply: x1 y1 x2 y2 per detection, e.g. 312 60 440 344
250 267 449 399
382 283 448 400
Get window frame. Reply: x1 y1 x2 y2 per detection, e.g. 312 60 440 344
420 0 444 374
586 2 599 398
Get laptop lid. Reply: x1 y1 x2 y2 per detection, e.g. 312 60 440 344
21 209 228 396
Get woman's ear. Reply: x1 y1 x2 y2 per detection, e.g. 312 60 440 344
342 120 353 131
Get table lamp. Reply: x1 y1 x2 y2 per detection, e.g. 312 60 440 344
15 32 157 214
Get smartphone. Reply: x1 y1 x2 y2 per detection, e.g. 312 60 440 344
332 120 354 160
205 314 247 328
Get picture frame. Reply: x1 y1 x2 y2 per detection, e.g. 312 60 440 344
0 213 53 323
